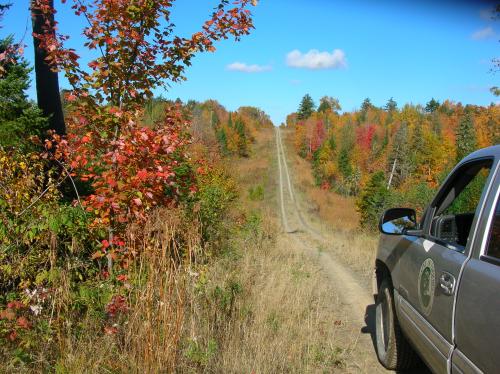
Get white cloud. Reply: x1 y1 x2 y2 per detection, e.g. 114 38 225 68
226 62 272 73
286 49 347 70
471 26 495 40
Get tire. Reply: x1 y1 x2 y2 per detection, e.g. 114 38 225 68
375 278 420 370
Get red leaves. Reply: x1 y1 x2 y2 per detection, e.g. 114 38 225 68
136 169 148 181
0 309 16 321
116 274 127 282
30 0 251 267
106 295 127 318
16 316 31 330
104 325 118 335
31 0 255 109
7 301 24 310
356 124 376 152
7 330 17 341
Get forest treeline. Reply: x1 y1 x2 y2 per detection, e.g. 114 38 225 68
144 97 273 159
288 94 500 228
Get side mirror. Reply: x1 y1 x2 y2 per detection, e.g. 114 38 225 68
379 208 417 235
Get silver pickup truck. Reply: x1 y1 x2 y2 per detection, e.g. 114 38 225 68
374 145 500 373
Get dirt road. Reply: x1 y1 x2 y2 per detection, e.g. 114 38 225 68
274 127 387 373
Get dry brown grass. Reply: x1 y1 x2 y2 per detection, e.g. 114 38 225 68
173 127 353 373
183 211 351 373
53 127 363 373
55 209 197 373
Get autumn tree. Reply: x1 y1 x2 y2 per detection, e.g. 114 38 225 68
387 123 412 188
31 0 256 265
297 94 315 120
318 96 341 113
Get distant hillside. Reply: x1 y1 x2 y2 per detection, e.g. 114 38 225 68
142 98 274 161
288 96 499 228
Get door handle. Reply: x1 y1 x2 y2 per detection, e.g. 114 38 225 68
439 272 456 296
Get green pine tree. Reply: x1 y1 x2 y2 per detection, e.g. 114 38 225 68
455 113 477 161
216 127 228 154
425 98 440 113
297 94 315 120
384 97 397 112
356 171 390 229
0 37 47 150
359 97 373 123
234 117 248 157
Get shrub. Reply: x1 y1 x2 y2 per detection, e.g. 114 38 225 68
195 167 238 245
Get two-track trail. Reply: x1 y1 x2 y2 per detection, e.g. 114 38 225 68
274 127 387 373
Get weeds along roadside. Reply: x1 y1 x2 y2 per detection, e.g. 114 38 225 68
177 128 351 373
0 126 278 373
1 125 351 373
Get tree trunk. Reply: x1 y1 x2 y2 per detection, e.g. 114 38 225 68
31 0 65 135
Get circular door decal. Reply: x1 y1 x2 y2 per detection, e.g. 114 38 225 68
418 258 436 316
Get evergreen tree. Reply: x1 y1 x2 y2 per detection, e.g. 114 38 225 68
227 112 233 128
359 97 373 123
216 127 228 154
0 37 47 150
211 110 219 128
337 124 355 181
356 171 390 229
234 117 248 157
425 98 440 113
384 97 397 112
338 147 352 178
297 94 315 120
455 113 477 161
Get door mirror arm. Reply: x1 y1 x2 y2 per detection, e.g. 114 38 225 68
404 229 424 237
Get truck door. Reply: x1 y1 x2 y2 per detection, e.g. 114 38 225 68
452 165 500 374
395 159 494 373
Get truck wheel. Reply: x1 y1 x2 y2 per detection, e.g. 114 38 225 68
375 278 420 370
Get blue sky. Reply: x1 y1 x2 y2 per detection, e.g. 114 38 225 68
3 0 500 124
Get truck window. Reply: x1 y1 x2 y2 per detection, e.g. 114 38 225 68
485 195 500 260
430 160 493 251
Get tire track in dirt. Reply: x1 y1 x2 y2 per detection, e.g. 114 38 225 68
275 127 387 373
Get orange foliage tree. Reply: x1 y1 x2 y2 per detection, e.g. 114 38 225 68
31 0 256 265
